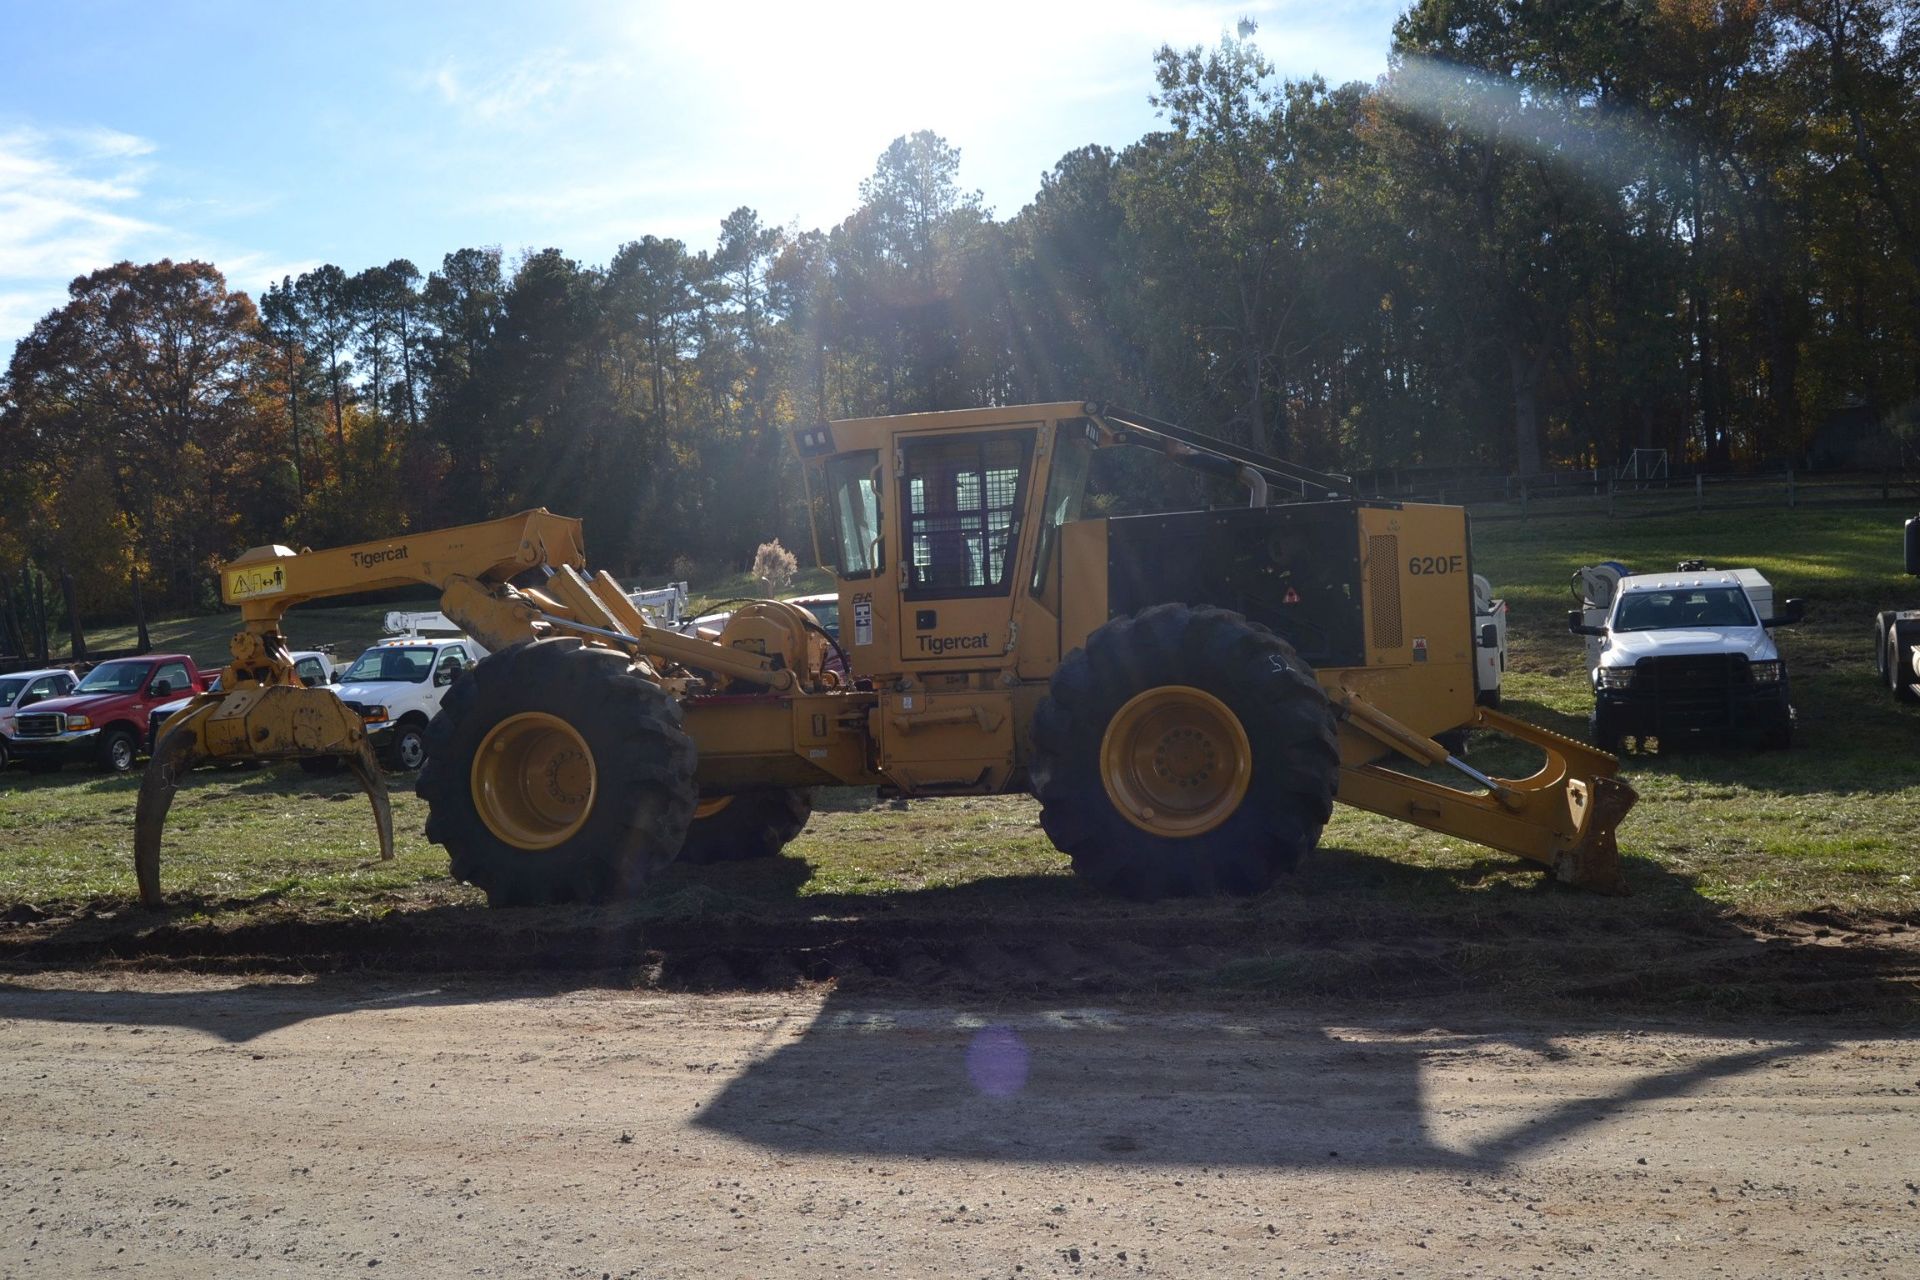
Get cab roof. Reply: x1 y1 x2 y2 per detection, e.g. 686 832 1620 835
1 667 73 681
1618 571 1745 593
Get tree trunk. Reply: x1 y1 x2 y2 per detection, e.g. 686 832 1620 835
61 570 85 662
285 343 303 499
1507 342 1546 475
30 568 50 662
132 568 150 653
0 574 22 657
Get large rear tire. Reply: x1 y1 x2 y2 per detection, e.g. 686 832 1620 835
675 790 813 864
416 639 697 907
1029 604 1339 899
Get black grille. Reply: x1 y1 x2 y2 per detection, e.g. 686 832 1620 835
1634 654 1746 728
1638 654 1744 688
15 712 63 737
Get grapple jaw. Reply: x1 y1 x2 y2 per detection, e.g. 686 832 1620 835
134 687 394 910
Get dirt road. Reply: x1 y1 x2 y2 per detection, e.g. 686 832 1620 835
0 974 1914 1278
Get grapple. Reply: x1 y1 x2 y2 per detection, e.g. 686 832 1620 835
134 672 393 909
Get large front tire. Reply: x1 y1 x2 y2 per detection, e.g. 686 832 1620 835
1029 604 1339 899
675 790 813 865
417 639 697 907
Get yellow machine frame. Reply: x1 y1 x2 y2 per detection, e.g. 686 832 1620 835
136 402 1633 907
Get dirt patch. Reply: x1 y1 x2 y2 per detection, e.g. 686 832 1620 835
4 893 1917 1020
1 979 1916 1277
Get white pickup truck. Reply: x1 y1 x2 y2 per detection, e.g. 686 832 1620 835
332 633 487 770
1571 565 1803 752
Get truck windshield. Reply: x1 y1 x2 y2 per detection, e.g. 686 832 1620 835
75 662 149 693
1613 587 1756 631
342 647 436 683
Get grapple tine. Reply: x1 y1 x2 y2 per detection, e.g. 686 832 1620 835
134 706 217 909
1553 775 1636 896
342 735 396 863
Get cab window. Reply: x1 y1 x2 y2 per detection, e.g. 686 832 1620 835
1031 425 1093 597
903 432 1032 598
817 451 883 579
150 662 190 695
295 657 326 687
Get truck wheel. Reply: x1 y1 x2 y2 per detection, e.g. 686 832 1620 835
384 721 429 771
675 790 813 864
98 728 139 774
1029 604 1339 899
417 638 696 907
1874 612 1895 677
1890 621 1920 704
1589 707 1624 754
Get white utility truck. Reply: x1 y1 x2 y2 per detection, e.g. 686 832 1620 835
1572 561 1803 751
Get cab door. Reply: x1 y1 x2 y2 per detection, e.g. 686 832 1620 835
895 429 1035 666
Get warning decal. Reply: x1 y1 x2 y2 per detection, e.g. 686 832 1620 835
227 564 288 601
853 593 874 647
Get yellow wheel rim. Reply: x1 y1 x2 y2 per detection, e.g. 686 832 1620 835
692 795 733 821
1100 686 1252 838
470 712 598 851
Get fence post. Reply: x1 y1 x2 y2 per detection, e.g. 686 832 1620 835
1787 466 1795 509
1695 473 1703 512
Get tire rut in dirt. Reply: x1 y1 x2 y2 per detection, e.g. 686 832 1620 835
1030 603 1339 899
416 638 697 907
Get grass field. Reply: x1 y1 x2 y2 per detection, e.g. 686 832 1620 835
3 504 1917 1002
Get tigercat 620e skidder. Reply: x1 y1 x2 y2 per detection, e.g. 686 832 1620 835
135 402 1635 908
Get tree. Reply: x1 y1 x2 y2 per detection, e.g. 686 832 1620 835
1 260 280 611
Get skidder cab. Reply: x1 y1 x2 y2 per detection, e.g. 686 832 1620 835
136 402 1634 909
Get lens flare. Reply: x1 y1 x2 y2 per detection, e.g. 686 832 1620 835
965 1025 1030 1098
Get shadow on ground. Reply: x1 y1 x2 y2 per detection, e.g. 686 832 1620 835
0 961 1859 1173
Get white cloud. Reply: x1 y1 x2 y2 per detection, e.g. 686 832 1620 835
0 125 295 359
0 125 162 282
423 48 619 123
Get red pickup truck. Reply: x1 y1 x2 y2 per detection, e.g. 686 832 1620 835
9 654 214 774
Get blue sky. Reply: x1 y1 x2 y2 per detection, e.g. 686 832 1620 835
0 1 1400 355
